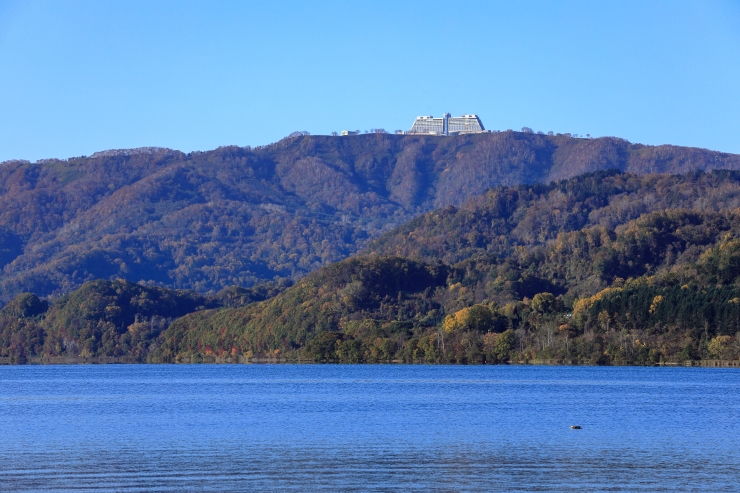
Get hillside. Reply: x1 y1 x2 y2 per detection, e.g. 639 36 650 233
2 170 740 365
365 170 740 284
1 132 739 302
153 172 740 364
0 279 282 362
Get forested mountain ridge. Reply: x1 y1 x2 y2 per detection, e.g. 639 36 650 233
153 206 740 364
1 132 739 302
365 170 740 271
151 172 740 364
2 170 740 364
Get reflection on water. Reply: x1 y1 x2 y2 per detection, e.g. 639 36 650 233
1 365 738 492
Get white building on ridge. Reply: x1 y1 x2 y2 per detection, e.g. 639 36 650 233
408 113 486 136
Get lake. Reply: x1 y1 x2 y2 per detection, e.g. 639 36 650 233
0 364 738 492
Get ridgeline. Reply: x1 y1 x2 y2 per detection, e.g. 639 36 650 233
2 131 739 302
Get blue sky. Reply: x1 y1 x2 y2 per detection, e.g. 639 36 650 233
1 0 739 162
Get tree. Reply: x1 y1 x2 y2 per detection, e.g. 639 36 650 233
443 305 494 333
707 335 734 360
484 329 516 363
531 293 555 314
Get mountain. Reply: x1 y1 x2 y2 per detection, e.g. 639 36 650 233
1 131 739 303
152 170 740 364
2 169 740 365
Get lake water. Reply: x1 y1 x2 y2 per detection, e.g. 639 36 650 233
0 365 738 492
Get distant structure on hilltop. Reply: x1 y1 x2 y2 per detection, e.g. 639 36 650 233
338 114 486 137
407 113 486 136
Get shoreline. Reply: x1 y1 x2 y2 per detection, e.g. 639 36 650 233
0 356 738 368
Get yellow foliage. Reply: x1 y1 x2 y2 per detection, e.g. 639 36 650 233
572 297 592 319
444 306 474 333
707 335 734 359
623 277 648 289
443 304 494 333
442 314 458 333
649 295 664 314
573 286 623 319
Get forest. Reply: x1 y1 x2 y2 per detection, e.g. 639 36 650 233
1 169 739 365
1 131 739 303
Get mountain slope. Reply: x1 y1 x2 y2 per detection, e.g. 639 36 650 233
2 170 740 365
1 132 739 301
156 206 740 364
366 170 740 270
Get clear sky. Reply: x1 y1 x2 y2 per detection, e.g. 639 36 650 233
1 0 739 162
